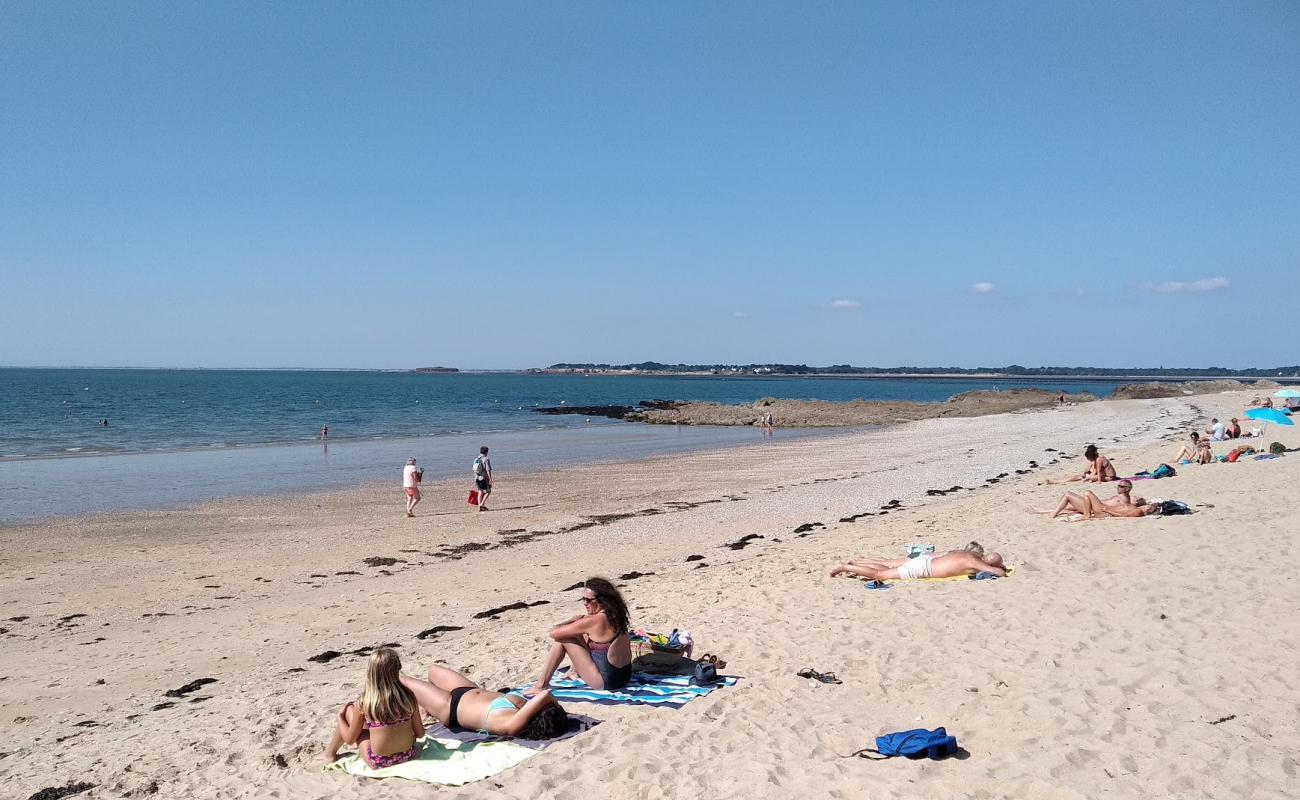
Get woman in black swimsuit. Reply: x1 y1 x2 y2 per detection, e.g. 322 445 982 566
399 664 570 739
525 577 633 695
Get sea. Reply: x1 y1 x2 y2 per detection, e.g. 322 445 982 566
0 369 1133 523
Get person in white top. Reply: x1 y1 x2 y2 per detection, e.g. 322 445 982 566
1206 419 1226 441
402 458 422 517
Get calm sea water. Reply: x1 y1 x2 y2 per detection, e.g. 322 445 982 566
0 369 1133 523
0 369 1130 459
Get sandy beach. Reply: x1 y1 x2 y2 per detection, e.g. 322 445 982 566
3 390 1298 799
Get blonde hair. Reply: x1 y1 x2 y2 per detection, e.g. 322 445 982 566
357 648 416 725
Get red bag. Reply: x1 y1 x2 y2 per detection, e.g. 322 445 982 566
467 490 480 505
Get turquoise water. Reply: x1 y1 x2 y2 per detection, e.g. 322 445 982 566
0 368 1130 459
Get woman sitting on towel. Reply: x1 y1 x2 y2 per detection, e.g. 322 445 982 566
828 544 1007 581
1173 432 1213 465
399 664 571 739
525 576 633 695
321 647 425 767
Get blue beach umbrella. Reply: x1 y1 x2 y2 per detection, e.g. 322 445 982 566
1273 389 1300 398
1245 407 1294 437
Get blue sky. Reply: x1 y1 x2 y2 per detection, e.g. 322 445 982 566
2 2 1297 369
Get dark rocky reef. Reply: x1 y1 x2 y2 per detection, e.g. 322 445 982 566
532 400 683 421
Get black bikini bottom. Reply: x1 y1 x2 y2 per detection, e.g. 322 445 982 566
447 685 473 732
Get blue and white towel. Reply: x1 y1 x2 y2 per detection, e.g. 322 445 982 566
519 671 736 708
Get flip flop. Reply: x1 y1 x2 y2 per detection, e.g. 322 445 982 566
697 653 728 670
797 668 842 684
864 580 891 590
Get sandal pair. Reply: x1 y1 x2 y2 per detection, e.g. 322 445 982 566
698 653 727 670
797 667 842 684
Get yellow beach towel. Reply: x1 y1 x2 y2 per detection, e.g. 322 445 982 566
877 564 1017 585
323 736 536 785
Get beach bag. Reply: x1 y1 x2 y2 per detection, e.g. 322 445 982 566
1150 463 1176 479
852 727 957 760
1152 500 1192 516
467 489 480 505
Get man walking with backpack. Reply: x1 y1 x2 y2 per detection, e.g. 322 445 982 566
472 446 492 512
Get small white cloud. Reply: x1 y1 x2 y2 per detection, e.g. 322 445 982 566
733 311 747 318
971 282 995 294
830 300 860 309
1072 287 1087 296
1139 277 1229 294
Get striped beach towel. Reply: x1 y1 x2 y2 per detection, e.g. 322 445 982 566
520 671 737 708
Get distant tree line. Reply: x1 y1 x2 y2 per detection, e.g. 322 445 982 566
545 362 1300 377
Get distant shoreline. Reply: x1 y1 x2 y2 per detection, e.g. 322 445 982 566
3 365 1299 383
530 370 1300 383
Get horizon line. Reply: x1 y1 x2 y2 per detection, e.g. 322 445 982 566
3 364 1299 375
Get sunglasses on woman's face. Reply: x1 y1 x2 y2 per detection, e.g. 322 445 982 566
580 596 597 603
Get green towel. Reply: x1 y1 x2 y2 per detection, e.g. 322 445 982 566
323 736 536 785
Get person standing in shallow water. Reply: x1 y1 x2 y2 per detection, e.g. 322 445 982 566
402 458 422 517
473 446 492 512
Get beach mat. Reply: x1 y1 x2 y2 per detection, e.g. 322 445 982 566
323 736 535 785
518 671 737 708
426 713 599 750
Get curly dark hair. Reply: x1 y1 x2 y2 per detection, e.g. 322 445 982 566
518 703 572 740
584 576 630 634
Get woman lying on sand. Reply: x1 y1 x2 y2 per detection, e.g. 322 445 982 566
828 545 1007 581
1045 444 1117 484
1035 486 1152 519
526 576 633 695
321 648 425 767
399 664 571 739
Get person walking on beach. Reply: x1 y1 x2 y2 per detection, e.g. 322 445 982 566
320 424 328 440
402 458 422 517
472 446 492 511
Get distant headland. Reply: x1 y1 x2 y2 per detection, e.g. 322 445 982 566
531 362 1300 380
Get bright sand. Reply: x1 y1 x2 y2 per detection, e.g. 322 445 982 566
2 390 1297 799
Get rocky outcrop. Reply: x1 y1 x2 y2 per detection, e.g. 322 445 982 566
627 390 1095 427
1109 379 1274 400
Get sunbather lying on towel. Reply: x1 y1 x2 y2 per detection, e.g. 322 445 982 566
1035 485 1152 519
399 664 571 740
828 546 1006 580
1045 444 1117 484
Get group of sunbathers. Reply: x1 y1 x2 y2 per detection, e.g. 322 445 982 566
321 577 634 768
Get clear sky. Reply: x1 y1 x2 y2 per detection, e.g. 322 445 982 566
2 2 1297 370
